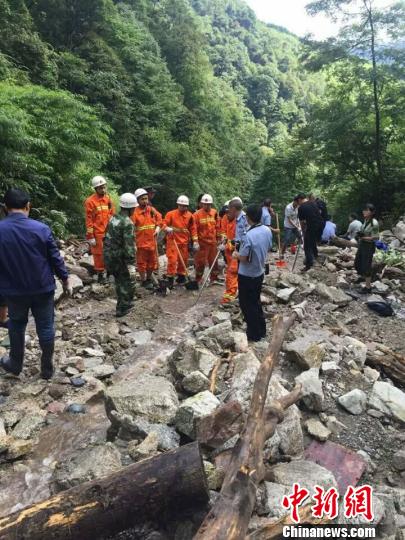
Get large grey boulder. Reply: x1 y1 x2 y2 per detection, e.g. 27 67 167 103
276 287 297 303
182 371 210 394
52 443 121 492
256 482 289 518
284 332 329 369
228 351 260 409
316 283 351 306
368 381 405 423
169 339 217 380
295 368 325 412
270 460 338 492
338 389 367 415
113 415 180 451
175 391 220 439
11 414 46 440
105 375 179 425
196 321 235 353
70 274 84 293
305 418 331 442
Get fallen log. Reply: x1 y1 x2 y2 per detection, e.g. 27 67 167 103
194 312 302 540
247 504 331 540
366 344 405 385
0 442 208 540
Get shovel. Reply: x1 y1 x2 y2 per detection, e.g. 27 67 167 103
275 213 287 269
173 240 199 291
151 242 169 295
194 248 221 306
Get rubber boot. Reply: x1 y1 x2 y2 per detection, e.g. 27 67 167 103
40 341 54 380
97 272 107 284
176 274 186 285
167 276 174 289
1 327 25 375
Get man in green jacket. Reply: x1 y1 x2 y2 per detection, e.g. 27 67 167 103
104 193 137 317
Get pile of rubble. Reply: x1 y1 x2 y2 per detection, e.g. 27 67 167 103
0 241 404 538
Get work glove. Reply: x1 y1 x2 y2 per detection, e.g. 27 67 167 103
154 226 161 237
232 250 239 260
193 242 200 252
62 279 73 296
165 227 173 235
128 265 136 278
88 238 97 247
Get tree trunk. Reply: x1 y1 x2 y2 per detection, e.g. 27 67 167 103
194 314 301 540
366 344 405 385
0 442 208 540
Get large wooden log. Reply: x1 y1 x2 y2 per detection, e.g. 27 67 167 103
366 343 405 385
0 442 208 540
194 314 301 540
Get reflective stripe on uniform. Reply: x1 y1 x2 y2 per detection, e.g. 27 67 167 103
94 205 110 212
199 217 216 224
173 227 189 233
136 224 156 231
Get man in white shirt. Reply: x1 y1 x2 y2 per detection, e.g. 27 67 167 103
281 193 305 256
344 213 362 242
321 219 337 243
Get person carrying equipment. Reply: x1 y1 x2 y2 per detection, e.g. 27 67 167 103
104 194 137 318
220 203 238 304
193 194 221 284
85 176 115 283
132 188 161 289
163 196 198 288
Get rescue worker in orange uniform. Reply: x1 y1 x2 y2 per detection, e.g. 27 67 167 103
144 186 163 226
163 195 198 288
193 194 221 284
220 203 239 303
85 176 115 283
131 188 161 289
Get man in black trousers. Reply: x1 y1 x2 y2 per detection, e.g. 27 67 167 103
232 204 273 342
298 195 324 271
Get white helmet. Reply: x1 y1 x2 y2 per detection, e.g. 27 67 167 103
201 194 213 204
134 188 148 199
230 196 243 204
91 175 107 189
119 193 138 209
224 200 230 206
177 195 189 206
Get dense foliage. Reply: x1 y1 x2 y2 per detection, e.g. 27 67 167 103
0 0 403 234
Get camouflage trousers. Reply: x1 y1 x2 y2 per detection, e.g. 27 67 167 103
112 268 135 316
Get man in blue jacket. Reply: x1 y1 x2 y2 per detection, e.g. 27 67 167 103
0 189 71 379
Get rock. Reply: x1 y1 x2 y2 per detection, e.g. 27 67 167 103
175 391 220 439
66 403 86 414
337 493 385 526
11 414 45 440
48 384 66 400
0 418 6 438
53 443 121 491
363 366 380 383
325 415 347 435
169 340 217 380
196 401 244 449
70 376 86 387
338 389 367 415
342 337 367 367
393 450 405 471
79 357 104 370
276 287 296 303
325 262 337 272
70 274 84 293
232 332 248 353
284 335 327 369
182 371 210 394
129 330 152 346
356 450 377 473
317 282 351 306
128 432 159 462
85 364 115 380
368 381 405 423
203 461 225 491
47 401 65 414
228 351 260 408
305 418 331 442
196 321 235 352
2 410 22 428
7 438 33 460
267 376 304 458
336 275 349 289
256 482 289 518
270 460 337 492
372 280 389 294
114 416 180 451
211 311 231 324
295 368 325 412
54 280 64 302
321 361 340 374
83 347 105 358
367 409 384 419
105 375 179 425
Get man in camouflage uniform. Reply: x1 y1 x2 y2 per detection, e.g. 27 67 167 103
103 193 138 317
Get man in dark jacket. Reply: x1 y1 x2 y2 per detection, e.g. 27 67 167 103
0 189 71 379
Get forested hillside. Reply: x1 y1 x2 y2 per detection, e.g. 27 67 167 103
0 0 403 234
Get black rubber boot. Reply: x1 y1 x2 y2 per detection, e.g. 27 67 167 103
167 276 175 289
1 327 25 375
97 272 107 284
40 341 54 380
176 274 186 284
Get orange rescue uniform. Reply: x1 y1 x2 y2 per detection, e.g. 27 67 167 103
221 218 238 304
85 193 115 272
131 206 160 273
193 208 221 282
163 210 197 277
